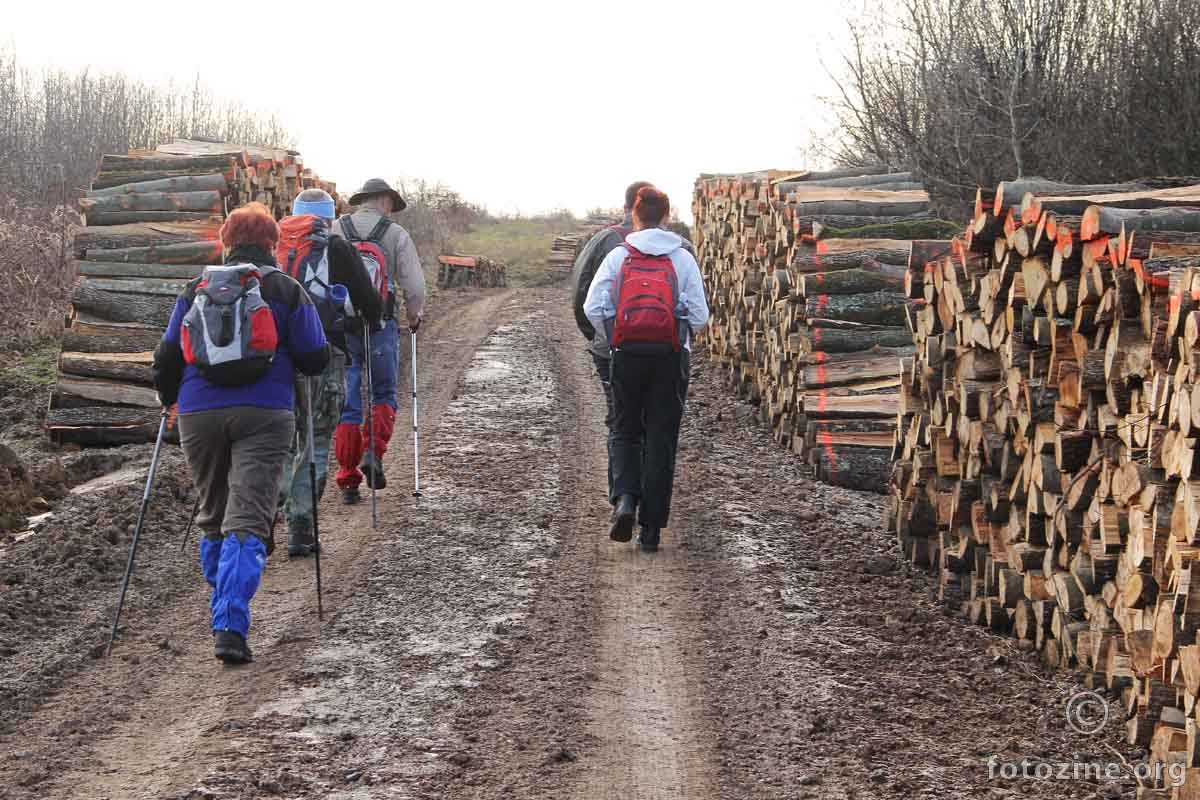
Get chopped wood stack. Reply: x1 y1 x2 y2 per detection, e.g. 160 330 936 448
436 254 507 289
48 139 341 446
691 167 957 492
890 176 1200 785
548 234 583 273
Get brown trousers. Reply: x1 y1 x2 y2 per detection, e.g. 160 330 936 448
178 406 294 541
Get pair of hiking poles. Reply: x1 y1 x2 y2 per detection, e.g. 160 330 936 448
106 328 422 655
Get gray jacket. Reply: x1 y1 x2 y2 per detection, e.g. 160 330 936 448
570 214 695 358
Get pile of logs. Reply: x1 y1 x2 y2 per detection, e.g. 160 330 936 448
891 176 1200 791
436 254 507 289
548 234 583 273
48 140 341 446
691 167 958 491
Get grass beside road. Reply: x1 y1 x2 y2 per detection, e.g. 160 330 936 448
449 215 584 286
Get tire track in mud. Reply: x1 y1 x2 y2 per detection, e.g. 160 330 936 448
0 289 515 800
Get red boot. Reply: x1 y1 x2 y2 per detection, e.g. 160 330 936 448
334 423 364 501
360 405 396 490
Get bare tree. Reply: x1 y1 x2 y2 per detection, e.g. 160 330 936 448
828 0 1200 214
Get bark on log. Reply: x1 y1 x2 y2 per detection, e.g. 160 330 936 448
84 240 222 264
814 445 892 493
87 173 229 197
70 283 175 326
83 211 224 226
79 190 225 214
805 326 913 353
798 268 904 296
802 291 910 325
993 180 1150 215
793 248 912 271
99 153 237 173
77 262 204 280
802 356 899 388
59 352 154 384
802 393 900 419
61 327 163 354
73 222 218 255
796 171 915 188
1079 206 1200 240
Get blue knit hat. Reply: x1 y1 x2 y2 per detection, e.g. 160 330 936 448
292 188 336 220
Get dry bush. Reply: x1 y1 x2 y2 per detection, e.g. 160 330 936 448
0 207 75 354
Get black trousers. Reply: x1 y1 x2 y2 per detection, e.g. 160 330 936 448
609 348 690 529
591 352 616 499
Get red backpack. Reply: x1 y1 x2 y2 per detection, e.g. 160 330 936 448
277 215 339 330
609 244 683 354
338 215 392 296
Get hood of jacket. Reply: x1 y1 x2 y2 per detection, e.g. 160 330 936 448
625 228 684 256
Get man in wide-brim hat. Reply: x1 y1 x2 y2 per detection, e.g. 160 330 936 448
331 178 426 503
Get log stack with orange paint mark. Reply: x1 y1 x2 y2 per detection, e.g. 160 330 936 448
691 168 946 492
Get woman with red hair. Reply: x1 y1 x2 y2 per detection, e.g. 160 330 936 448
153 202 330 664
583 187 710 551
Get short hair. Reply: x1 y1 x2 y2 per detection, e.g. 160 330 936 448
220 202 279 251
632 186 670 227
624 181 653 211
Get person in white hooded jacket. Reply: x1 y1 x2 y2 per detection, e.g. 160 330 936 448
583 186 709 551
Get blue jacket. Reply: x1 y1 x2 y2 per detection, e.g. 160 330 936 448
153 245 330 413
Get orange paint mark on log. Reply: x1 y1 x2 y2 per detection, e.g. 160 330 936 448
813 328 823 345
816 364 827 385
816 295 830 315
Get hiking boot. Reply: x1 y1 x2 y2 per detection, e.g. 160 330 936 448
638 526 661 552
214 630 254 664
341 487 361 505
610 494 636 543
287 521 319 557
360 452 387 490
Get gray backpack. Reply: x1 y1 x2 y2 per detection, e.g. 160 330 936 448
181 264 279 386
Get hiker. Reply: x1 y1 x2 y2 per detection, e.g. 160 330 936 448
332 178 426 504
153 203 330 664
571 182 695 500
276 189 383 556
583 187 709 552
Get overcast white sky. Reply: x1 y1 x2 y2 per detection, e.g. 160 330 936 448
6 0 863 219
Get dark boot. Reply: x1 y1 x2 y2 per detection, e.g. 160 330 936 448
610 494 636 542
287 520 319 557
341 487 361 505
638 525 661 552
360 452 387 490
214 630 254 664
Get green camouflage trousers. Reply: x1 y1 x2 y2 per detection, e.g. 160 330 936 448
280 349 347 528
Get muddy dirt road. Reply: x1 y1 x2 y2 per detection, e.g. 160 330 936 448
1 287 1134 799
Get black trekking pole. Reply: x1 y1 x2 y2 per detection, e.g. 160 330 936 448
410 328 421 498
363 323 377 528
303 379 324 619
107 408 169 657
179 493 201 553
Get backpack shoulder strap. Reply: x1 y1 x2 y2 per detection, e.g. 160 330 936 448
365 216 393 244
339 215 360 241
622 243 646 259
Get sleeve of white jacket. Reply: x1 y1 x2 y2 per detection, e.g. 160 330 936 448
677 250 710 334
583 245 626 332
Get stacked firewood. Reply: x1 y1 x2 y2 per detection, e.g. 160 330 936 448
548 234 583 273
891 177 1200 789
691 167 958 491
436 254 507 289
48 139 341 446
